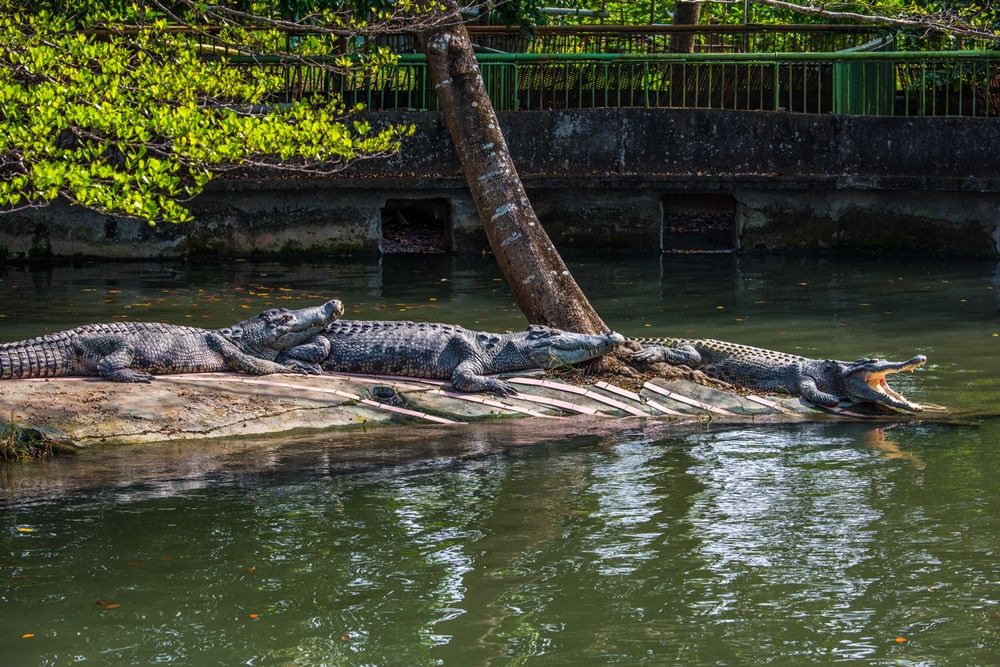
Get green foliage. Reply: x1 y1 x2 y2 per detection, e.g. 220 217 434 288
492 0 550 33
496 0 1000 31
0 7 411 226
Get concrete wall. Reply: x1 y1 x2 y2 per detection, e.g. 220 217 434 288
3 108 999 259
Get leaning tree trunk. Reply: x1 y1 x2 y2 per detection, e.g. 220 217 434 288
417 1 609 334
668 1 702 53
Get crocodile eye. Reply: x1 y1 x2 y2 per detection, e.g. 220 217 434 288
263 312 292 327
526 325 555 340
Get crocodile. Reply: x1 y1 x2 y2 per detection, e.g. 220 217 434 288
275 320 626 396
0 299 344 382
630 337 927 411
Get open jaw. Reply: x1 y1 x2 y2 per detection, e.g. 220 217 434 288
844 355 928 411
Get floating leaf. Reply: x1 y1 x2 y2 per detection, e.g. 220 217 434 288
106 604 120 609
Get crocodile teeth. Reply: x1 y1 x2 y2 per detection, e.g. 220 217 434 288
862 371 921 410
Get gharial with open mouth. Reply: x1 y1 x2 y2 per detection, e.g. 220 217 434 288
629 337 928 411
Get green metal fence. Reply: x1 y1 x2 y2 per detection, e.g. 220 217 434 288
392 25 887 55
227 51 1000 117
832 36 897 115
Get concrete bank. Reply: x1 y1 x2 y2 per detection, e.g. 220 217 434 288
3 109 999 258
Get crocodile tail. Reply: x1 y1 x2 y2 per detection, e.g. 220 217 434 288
0 339 75 379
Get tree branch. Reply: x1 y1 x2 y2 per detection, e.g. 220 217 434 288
749 0 1000 44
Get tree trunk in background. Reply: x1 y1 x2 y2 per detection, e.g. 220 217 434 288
417 1 609 334
668 1 702 53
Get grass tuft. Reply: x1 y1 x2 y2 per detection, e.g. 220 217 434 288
0 410 52 462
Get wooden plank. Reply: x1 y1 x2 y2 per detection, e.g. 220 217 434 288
745 394 796 415
508 377 648 417
322 372 430 392
320 371 450 388
642 382 738 416
801 400 870 418
429 389 566 419
503 391 600 415
165 376 463 424
593 380 686 416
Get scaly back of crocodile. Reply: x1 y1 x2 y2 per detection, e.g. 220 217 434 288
628 337 812 366
0 322 210 379
316 320 493 378
628 336 824 392
323 320 466 337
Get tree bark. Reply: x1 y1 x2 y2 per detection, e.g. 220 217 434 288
417 1 609 334
668 1 702 53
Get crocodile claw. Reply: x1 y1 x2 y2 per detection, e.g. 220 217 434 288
282 360 324 375
104 369 154 383
633 346 667 363
489 379 518 398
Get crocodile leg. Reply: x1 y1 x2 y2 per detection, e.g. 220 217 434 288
207 333 300 376
274 336 332 375
452 360 517 396
787 364 839 406
76 336 153 382
633 344 701 366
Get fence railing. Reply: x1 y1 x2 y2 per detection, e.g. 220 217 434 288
355 25 998 56
138 23 990 58
226 51 1000 118
374 25 888 55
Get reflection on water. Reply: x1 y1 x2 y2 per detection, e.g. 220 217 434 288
1 253 1000 665
4 421 999 665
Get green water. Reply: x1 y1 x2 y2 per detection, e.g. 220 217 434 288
1 254 999 665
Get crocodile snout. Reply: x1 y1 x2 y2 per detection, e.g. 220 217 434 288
845 354 927 411
283 299 344 332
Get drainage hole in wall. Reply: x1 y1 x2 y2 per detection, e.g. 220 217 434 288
662 194 736 252
381 199 451 254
